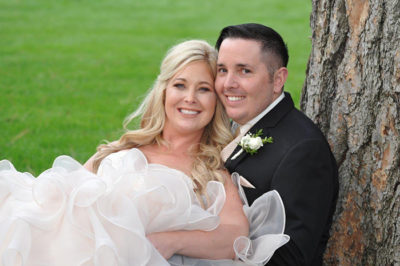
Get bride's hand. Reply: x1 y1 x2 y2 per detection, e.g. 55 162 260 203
147 231 179 259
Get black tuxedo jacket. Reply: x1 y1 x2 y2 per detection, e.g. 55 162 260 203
225 92 338 265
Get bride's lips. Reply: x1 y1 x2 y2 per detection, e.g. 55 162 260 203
178 108 200 115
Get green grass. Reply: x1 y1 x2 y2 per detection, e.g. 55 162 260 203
0 0 311 175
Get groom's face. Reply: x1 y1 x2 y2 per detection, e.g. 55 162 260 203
215 38 278 125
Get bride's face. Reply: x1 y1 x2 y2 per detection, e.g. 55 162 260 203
163 60 216 137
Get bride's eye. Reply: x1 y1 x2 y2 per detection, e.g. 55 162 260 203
199 87 211 92
174 83 185 89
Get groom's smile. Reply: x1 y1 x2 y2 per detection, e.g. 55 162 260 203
215 38 277 125
226 95 245 102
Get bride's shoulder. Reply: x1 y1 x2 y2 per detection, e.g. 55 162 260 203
83 144 142 173
96 148 148 175
104 147 144 162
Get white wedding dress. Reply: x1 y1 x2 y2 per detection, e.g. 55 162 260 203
0 148 289 266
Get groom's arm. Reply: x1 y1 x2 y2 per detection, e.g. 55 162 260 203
147 172 249 260
267 139 338 265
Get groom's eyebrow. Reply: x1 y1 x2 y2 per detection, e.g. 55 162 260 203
217 63 251 68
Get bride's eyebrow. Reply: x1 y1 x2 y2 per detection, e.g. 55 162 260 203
198 81 213 86
173 78 187 82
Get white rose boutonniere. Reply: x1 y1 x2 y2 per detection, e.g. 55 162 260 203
231 129 273 160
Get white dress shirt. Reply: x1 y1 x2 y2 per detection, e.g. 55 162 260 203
238 92 285 135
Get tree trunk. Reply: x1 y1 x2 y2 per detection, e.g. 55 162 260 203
301 0 400 265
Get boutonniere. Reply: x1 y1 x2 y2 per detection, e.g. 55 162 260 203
231 129 273 160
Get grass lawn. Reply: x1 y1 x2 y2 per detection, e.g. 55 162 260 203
0 0 311 175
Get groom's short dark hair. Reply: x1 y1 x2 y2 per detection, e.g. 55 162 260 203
215 23 289 69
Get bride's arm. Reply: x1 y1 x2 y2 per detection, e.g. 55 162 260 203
147 170 249 260
83 154 96 173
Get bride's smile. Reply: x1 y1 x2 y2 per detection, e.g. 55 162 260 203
163 60 216 137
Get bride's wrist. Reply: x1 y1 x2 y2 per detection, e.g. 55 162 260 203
168 231 185 254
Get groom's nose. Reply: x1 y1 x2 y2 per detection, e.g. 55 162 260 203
223 72 239 90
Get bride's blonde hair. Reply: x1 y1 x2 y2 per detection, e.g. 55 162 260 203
92 40 232 198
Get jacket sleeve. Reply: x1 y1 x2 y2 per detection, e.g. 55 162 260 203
267 139 338 265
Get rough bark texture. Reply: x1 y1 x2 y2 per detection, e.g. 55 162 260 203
301 0 400 265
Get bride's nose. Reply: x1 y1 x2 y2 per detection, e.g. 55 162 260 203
184 89 197 103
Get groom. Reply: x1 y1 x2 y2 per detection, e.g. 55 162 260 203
216 23 338 265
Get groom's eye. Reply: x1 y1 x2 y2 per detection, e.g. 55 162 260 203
217 68 227 73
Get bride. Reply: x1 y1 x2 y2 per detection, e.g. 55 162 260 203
0 40 289 266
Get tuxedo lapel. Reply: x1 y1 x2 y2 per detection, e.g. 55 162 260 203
224 142 247 169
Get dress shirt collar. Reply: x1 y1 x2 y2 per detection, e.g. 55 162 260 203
237 92 285 134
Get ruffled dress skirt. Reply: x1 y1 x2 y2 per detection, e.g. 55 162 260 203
0 148 289 265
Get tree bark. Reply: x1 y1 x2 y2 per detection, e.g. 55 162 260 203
301 0 400 264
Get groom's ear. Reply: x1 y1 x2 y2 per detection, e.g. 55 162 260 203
273 67 288 94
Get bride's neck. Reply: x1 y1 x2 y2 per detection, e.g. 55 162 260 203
159 137 199 157
161 129 203 154
139 129 202 176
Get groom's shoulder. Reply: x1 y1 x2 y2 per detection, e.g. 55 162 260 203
279 107 327 141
